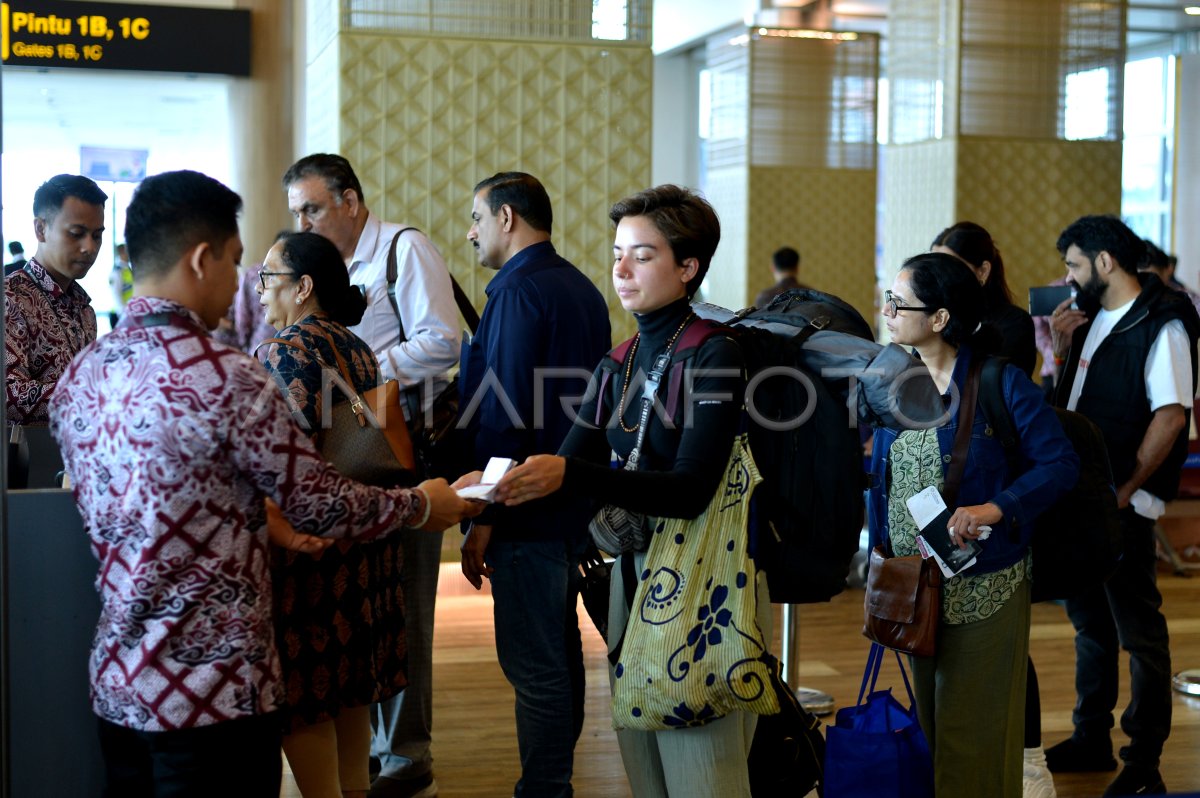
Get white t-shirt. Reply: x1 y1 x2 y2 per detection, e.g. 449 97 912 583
1066 299 1194 517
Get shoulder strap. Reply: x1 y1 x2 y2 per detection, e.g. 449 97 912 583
386 228 481 344
255 335 359 401
943 358 982 507
979 357 1021 476
255 336 367 427
673 316 727 355
595 335 638 427
625 352 672 470
610 335 638 365
665 318 731 420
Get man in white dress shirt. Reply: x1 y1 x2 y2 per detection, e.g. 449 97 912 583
284 154 460 798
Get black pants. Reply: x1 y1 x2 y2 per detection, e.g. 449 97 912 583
98 712 283 797
1064 509 1172 768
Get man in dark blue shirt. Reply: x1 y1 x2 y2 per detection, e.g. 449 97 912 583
455 172 610 798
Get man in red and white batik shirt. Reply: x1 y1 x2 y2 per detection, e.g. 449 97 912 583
49 170 480 797
4 174 107 425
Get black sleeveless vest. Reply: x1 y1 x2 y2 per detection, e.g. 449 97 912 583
1055 274 1199 501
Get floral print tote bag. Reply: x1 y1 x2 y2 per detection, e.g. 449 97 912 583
611 433 780 731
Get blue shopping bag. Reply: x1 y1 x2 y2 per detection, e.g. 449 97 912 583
824 642 934 798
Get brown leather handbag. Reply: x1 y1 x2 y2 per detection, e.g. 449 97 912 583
863 359 982 657
863 548 942 657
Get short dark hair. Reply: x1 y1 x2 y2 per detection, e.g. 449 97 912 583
8 241 23 256
931 221 1013 306
282 154 365 203
274 232 368 327
124 171 242 279
1056 215 1144 276
772 246 800 272
474 172 553 234
903 251 999 353
609 185 721 299
33 174 107 220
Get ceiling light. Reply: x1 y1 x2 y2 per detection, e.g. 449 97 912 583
753 28 860 41
1186 6 1200 15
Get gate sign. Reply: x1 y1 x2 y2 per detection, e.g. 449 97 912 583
80 146 148 183
0 1 250 76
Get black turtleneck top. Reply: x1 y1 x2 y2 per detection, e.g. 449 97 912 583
559 297 746 519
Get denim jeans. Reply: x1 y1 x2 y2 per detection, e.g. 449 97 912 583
487 537 588 798
1065 508 1172 768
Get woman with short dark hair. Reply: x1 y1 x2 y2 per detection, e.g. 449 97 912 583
488 185 766 796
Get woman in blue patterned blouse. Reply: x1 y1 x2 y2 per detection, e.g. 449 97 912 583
258 231 409 798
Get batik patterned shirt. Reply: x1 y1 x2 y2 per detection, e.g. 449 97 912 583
48 296 425 732
4 257 97 424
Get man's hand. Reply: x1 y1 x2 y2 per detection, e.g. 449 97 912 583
460 524 494 590
1050 296 1087 359
493 455 566 506
416 478 485 531
1117 403 1188 509
265 499 333 556
451 470 484 490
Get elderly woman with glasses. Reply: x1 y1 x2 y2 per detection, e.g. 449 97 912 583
257 231 410 798
871 252 1078 798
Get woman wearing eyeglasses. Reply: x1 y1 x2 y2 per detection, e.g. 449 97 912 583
871 252 1078 798
930 221 1056 798
257 231 409 798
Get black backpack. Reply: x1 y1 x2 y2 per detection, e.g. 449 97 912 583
666 289 871 604
749 655 826 797
734 293 871 604
978 357 1123 602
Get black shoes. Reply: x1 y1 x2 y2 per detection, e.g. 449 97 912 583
368 771 438 798
1103 765 1166 796
1045 736 1118 773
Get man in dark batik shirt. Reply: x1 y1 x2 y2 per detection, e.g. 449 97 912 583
50 170 480 796
4 174 107 425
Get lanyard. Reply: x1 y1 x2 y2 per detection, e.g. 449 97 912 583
119 309 208 336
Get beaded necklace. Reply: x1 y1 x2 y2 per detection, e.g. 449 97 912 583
617 311 694 433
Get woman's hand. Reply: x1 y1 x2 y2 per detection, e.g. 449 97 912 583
945 502 1002 550
493 455 566 506
265 499 334 556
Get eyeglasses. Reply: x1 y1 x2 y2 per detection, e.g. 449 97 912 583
259 270 294 290
883 290 931 316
